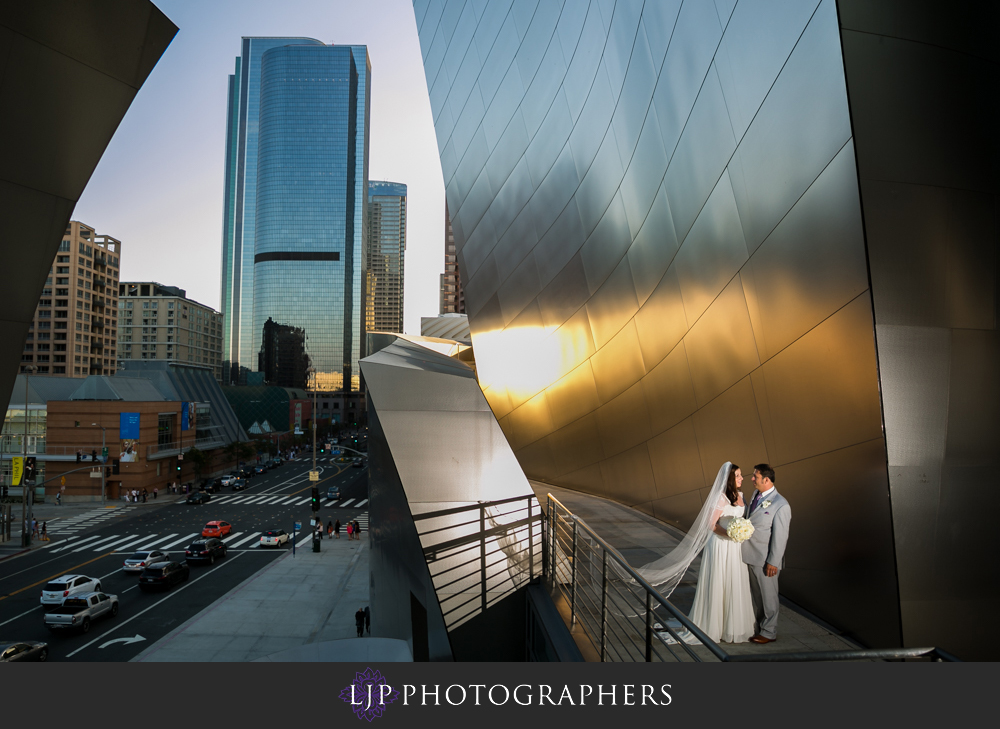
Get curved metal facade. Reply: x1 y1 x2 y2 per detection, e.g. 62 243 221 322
415 0 1000 656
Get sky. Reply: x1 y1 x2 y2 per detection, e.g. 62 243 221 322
72 0 444 336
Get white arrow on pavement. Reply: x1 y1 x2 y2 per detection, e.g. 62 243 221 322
99 634 146 649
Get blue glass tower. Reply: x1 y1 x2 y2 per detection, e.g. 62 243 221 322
220 38 371 391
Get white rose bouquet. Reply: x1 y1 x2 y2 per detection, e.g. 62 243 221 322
726 516 754 544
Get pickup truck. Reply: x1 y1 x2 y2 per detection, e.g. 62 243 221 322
43 592 119 633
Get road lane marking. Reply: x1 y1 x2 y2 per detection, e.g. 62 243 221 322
48 534 105 554
160 533 199 550
220 532 244 544
339 499 355 508
294 496 312 506
70 534 121 553
0 604 44 627
130 534 179 551
0 551 117 602
109 534 160 553
226 532 261 548
66 552 249 658
92 535 142 552
355 499 368 507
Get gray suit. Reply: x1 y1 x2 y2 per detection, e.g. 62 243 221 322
741 489 791 639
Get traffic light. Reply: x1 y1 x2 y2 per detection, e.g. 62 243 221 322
105 466 111 478
176 461 182 472
310 487 320 512
320 444 325 453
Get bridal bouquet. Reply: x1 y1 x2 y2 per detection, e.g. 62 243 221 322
726 517 754 543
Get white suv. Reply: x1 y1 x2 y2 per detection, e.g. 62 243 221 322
219 474 237 486
40 575 103 608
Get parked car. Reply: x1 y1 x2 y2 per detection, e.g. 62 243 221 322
220 474 238 486
326 485 341 500
44 592 118 633
352 458 365 468
231 478 248 491
201 520 232 538
240 466 255 478
138 561 190 591
254 465 266 475
185 537 227 564
186 491 211 505
0 642 48 662
40 574 103 608
123 550 170 574
267 459 282 469
260 529 290 548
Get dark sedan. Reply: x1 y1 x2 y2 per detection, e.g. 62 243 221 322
240 466 255 478
0 641 48 662
139 561 190 591
186 491 211 505
231 478 248 491
254 465 266 475
185 538 227 565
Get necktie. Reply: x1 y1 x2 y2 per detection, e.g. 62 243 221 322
749 491 761 514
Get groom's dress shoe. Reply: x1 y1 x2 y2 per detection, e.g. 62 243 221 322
749 635 775 644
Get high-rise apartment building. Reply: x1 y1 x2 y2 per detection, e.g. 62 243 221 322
439 203 464 314
366 181 406 334
117 282 223 382
20 221 120 377
220 38 371 391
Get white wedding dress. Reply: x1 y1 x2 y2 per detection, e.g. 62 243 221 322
686 502 755 643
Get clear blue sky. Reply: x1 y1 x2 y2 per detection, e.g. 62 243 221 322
73 0 444 335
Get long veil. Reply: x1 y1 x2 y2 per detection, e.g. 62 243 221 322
631 462 732 597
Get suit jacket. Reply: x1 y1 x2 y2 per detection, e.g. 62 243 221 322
741 489 791 569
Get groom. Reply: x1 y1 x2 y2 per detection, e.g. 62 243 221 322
742 463 791 644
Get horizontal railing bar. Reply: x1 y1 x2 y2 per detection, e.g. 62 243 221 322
422 514 542 557
413 495 535 521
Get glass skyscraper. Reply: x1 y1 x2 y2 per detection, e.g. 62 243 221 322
366 181 407 334
221 38 371 392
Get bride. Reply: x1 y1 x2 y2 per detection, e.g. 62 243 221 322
635 462 755 644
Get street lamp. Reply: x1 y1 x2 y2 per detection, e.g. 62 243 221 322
91 422 106 507
21 365 36 547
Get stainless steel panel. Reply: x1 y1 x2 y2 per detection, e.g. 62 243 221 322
507 388 555 451
876 325 951 466
487 156 533 242
728 0 852 253
944 330 1000 463
544 360 601 431
620 104 669 239
524 88 573 188
477 13 519 106
482 63 524 151
627 185 679 306
776 439 900 649
519 11 568 138
641 341 698 437
560 461 606 494
671 69 740 242
714 0 819 141
714 0 736 27
585 255 638 350
634 265 687 371
580 193 633 298
588 319 646 404
759 294 883 465
497 252 540 327
610 17 656 164
650 488 706 533
553 305 597 379
514 0 561 90
690 375 770 482
887 465 941 606
567 60 615 180
559 2 605 121
639 2 682 70
594 381 652 459
602 0 644 101
535 249 590 329
494 204 539 283
863 179 996 330
673 171 748 325
575 133 625 239
481 383 513 420
598 442 658 506
647 417 708 499
484 109 529 195
462 249 498 318
510 0 540 40
514 434 558 480
528 149 582 278
742 141 869 360
548 413 605 476
651 0 723 161
449 82 486 164
456 168 496 269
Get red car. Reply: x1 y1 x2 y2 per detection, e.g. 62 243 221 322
201 520 232 538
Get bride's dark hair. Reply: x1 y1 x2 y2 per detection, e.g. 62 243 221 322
726 465 741 505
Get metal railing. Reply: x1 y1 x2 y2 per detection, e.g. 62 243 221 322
416 494 543 632
145 435 227 460
542 494 959 662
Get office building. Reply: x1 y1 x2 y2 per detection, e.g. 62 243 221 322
415 0 999 658
117 282 224 382
220 38 371 392
440 203 464 314
366 181 407 334
20 221 121 378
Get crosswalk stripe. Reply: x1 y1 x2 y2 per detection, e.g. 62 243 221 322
278 496 299 504
110 534 161 552
221 532 245 544
50 536 103 553
227 532 261 548
295 496 312 506
259 496 284 504
71 534 121 553
229 496 253 504
243 495 269 504
161 533 199 550
95 534 145 552
132 533 179 551
340 498 355 508
355 499 368 507
210 495 236 504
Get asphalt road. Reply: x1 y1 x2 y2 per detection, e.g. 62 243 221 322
0 454 369 662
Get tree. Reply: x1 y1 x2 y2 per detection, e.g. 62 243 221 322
186 447 210 481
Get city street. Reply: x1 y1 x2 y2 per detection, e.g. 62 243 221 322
0 454 368 661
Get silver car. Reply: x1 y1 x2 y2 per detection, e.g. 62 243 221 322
40 574 102 608
123 550 170 574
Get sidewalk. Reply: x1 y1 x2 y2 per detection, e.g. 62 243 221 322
133 530 371 662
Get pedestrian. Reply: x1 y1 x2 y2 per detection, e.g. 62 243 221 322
153 486 158 499
346 522 353 540
327 520 333 537
31 518 38 539
334 519 340 539
41 521 48 541
142 488 148 503
354 520 361 540
55 492 61 506
355 608 365 637
364 606 370 635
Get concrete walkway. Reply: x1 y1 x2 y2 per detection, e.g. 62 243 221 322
132 532 371 662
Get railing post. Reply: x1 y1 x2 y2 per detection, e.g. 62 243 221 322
571 518 578 626
645 590 653 662
528 497 534 581
601 548 608 662
480 503 487 615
